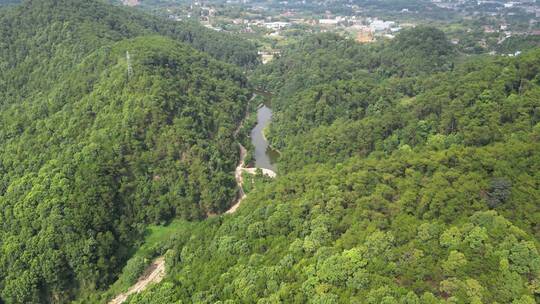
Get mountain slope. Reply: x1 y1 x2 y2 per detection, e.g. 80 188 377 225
0 34 249 304
127 140 540 303
0 0 257 105
0 1 254 302
121 36 540 304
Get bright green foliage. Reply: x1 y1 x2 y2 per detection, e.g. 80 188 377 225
125 30 540 304
496 35 540 54
1 1 540 303
0 0 256 302
125 144 540 303
0 0 257 105
241 170 272 195
126 282 182 304
121 256 148 287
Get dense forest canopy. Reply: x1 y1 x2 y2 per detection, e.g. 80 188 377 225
1 0 539 303
0 0 258 105
0 0 257 302
127 141 540 303
123 28 540 303
252 27 455 96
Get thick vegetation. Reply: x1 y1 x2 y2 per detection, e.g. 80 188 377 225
129 142 540 303
125 29 540 303
0 0 258 105
1 1 539 302
0 0 256 302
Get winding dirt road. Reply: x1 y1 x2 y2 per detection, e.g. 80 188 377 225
226 143 248 214
226 96 276 213
108 94 276 303
225 144 277 214
109 257 165 304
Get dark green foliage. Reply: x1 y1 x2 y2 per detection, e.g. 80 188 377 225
379 26 456 76
487 178 512 209
126 139 540 303
251 32 375 95
0 0 257 105
0 0 255 302
251 27 454 95
124 31 540 304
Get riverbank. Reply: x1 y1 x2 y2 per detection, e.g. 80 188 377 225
261 125 282 156
251 105 279 171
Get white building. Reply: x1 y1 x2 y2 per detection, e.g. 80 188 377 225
264 22 291 30
370 19 396 32
319 19 339 26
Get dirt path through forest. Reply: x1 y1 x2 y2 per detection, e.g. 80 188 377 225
108 94 275 303
108 257 165 304
226 142 249 214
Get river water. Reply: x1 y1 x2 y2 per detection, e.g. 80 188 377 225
251 105 279 171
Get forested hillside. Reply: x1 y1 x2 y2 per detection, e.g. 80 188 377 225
124 28 540 303
251 27 455 96
2 0 540 302
0 0 255 302
0 0 257 105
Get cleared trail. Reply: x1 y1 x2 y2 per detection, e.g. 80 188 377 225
226 95 277 213
108 257 165 304
226 143 248 214
225 143 276 214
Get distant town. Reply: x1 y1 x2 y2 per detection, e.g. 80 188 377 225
122 0 539 63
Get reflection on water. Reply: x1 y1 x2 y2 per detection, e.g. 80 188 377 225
251 105 278 171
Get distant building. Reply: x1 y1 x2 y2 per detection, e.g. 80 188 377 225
319 19 340 26
484 26 496 33
203 24 222 31
169 15 182 22
370 19 395 32
264 22 290 30
281 11 296 17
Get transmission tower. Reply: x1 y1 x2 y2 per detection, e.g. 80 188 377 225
126 51 133 79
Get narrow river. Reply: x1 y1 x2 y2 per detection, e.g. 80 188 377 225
251 105 279 171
